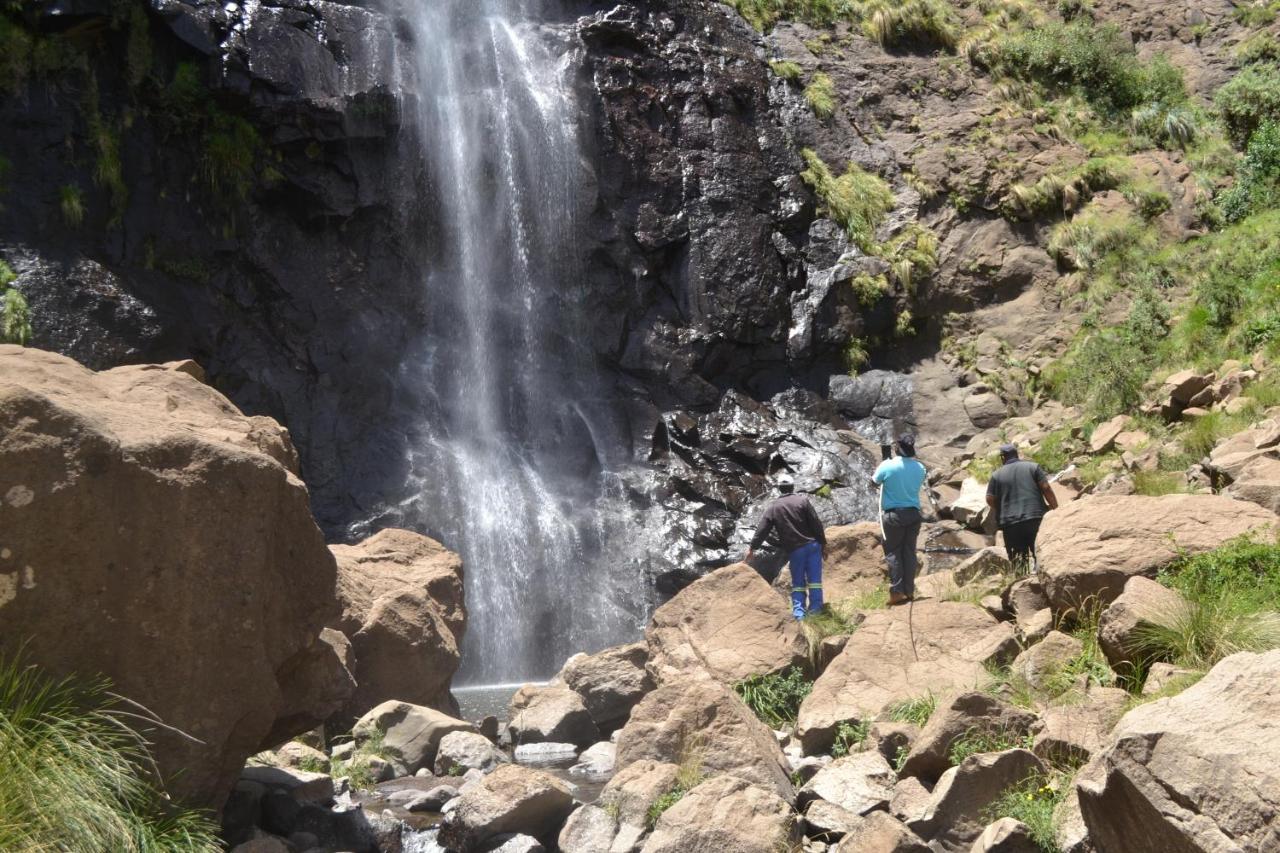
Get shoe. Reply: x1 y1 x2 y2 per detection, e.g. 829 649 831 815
888 592 912 606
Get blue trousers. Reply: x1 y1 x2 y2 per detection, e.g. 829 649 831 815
788 540 824 619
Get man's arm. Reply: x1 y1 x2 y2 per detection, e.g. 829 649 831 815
746 506 775 559
986 478 999 518
806 499 827 549
1035 465 1059 510
869 459 888 492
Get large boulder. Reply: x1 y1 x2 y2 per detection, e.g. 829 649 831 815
1032 687 1129 766
434 730 509 775
508 684 601 748
638 775 800 853
831 811 930 852
556 642 653 732
778 522 886 603
1037 495 1276 612
0 347 340 808
1009 630 1083 692
559 759 681 853
438 764 575 852
797 751 896 816
645 562 807 685
1097 576 1188 671
352 700 477 776
615 680 793 800
795 602 1017 753
905 749 1046 853
329 527 465 720
1077 650 1280 852
898 692 1037 784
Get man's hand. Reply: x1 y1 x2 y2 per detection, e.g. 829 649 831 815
746 547 755 561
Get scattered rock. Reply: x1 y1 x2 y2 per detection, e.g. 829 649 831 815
1032 687 1129 765
950 479 992 530
953 548 1011 587
271 741 330 772
1097 576 1188 671
0 348 341 809
1140 662 1199 696
804 798 862 840
899 692 1038 784
557 804 619 853
868 721 917 767
1078 650 1280 852
830 811 930 852
435 730 509 775
907 749 1046 852
615 679 794 799
557 642 653 732
1017 608 1053 644
508 684 600 748
438 765 574 852
240 766 335 807
568 759 681 853
1009 630 1083 692
1089 415 1130 454
645 562 807 685
352 700 477 776
796 602 1015 753
969 817 1039 853
1038 495 1276 612
639 775 800 853
568 741 616 777
330 528 466 721
889 777 932 824
797 751 896 816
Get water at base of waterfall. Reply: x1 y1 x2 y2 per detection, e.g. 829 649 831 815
389 0 653 685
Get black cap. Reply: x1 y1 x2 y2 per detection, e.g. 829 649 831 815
1000 443 1019 461
896 435 916 457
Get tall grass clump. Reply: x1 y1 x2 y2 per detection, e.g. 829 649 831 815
60 183 84 226
886 693 936 727
985 772 1070 852
804 71 838 119
1134 535 1280 670
733 667 813 728
645 737 705 828
0 259 31 345
0 653 220 852
860 0 960 51
800 148 894 251
769 59 803 81
947 725 1033 766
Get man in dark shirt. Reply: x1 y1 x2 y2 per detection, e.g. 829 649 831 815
985 444 1058 573
747 475 827 619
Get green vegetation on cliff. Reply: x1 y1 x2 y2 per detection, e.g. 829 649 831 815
0 653 219 852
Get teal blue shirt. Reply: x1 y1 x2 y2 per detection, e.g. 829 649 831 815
872 457 927 510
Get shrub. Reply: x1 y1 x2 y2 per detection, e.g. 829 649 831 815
886 693 936 727
804 71 837 119
800 149 894 250
1130 103 1198 149
860 0 960 51
844 336 870 373
1215 63 1280 148
1218 120 1280 222
1047 208 1142 270
0 259 31 345
0 653 220 851
985 772 1070 851
769 59 803 81
1048 331 1147 419
831 719 870 757
733 667 813 728
1236 31 1280 65
59 183 84 226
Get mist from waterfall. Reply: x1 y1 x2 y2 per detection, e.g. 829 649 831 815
388 0 653 684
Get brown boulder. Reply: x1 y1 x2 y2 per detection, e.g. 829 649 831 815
969 818 1039 853
807 522 887 602
561 759 680 853
796 602 1015 753
508 684 601 748
831 811 930 852
639 775 800 853
438 764 574 851
0 347 338 809
898 692 1037 784
1089 414 1130 454
1225 454 1280 513
797 751 896 816
1032 687 1129 765
1038 495 1276 612
557 642 653 732
615 679 793 800
1078 650 1280 852
330 527 464 719
906 749 1046 853
645 562 806 685
1009 630 1083 692
352 700 477 775
1097 576 1188 671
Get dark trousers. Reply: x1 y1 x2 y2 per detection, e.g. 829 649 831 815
1003 517 1043 573
881 507 922 596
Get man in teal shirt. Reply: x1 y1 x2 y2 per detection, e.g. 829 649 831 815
870 436 926 605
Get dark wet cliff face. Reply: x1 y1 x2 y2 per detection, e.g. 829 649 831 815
0 0 879 594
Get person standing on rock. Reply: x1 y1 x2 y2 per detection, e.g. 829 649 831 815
746 474 827 619
985 443 1058 573
871 436 927 605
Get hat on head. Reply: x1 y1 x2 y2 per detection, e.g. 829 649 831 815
896 434 917 457
775 472 795 492
1000 443 1019 461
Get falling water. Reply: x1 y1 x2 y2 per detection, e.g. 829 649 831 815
389 0 651 684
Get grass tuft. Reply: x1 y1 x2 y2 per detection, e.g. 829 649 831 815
733 667 813 729
886 693 936 727
804 72 838 119
985 772 1070 852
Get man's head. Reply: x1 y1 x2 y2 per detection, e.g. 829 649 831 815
896 435 917 458
775 472 796 494
1000 443 1019 463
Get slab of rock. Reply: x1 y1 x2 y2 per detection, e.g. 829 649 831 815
513 742 578 765
1010 630 1083 692
1140 662 1199 696
898 692 1038 784
950 478 991 529
1038 495 1276 612
869 721 917 767
798 751 896 816
1003 576 1048 620
796 602 1015 753
557 642 653 732
1097 576 1187 671
558 804 620 853
240 765 335 806
0 347 341 809
1078 650 1280 852
1017 608 1053 645
271 741 329 771
889 777 932 824
329 528 465 721
639 775 800 853
954 548 1012 587
907 749 1046 853
508 684 600 748
965 391 1007 430
435 730 509 775
1032 687 1129 765
615 680 793 799
482 835 545 853
353 700 477 775
969 817 1039 852
438 764 574 851
1225 454 1280 513
568 741 616 777
1209 417 1280 480
646 562 806 685
831 811 930 852
804 798 862 840
576 759 681 853
1089 414 1130 454
792 522 886 602
1164 369 1215 405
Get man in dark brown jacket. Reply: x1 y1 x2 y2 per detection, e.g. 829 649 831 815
747 474 826 619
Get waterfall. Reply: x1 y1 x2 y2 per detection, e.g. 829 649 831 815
389 0 650 684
